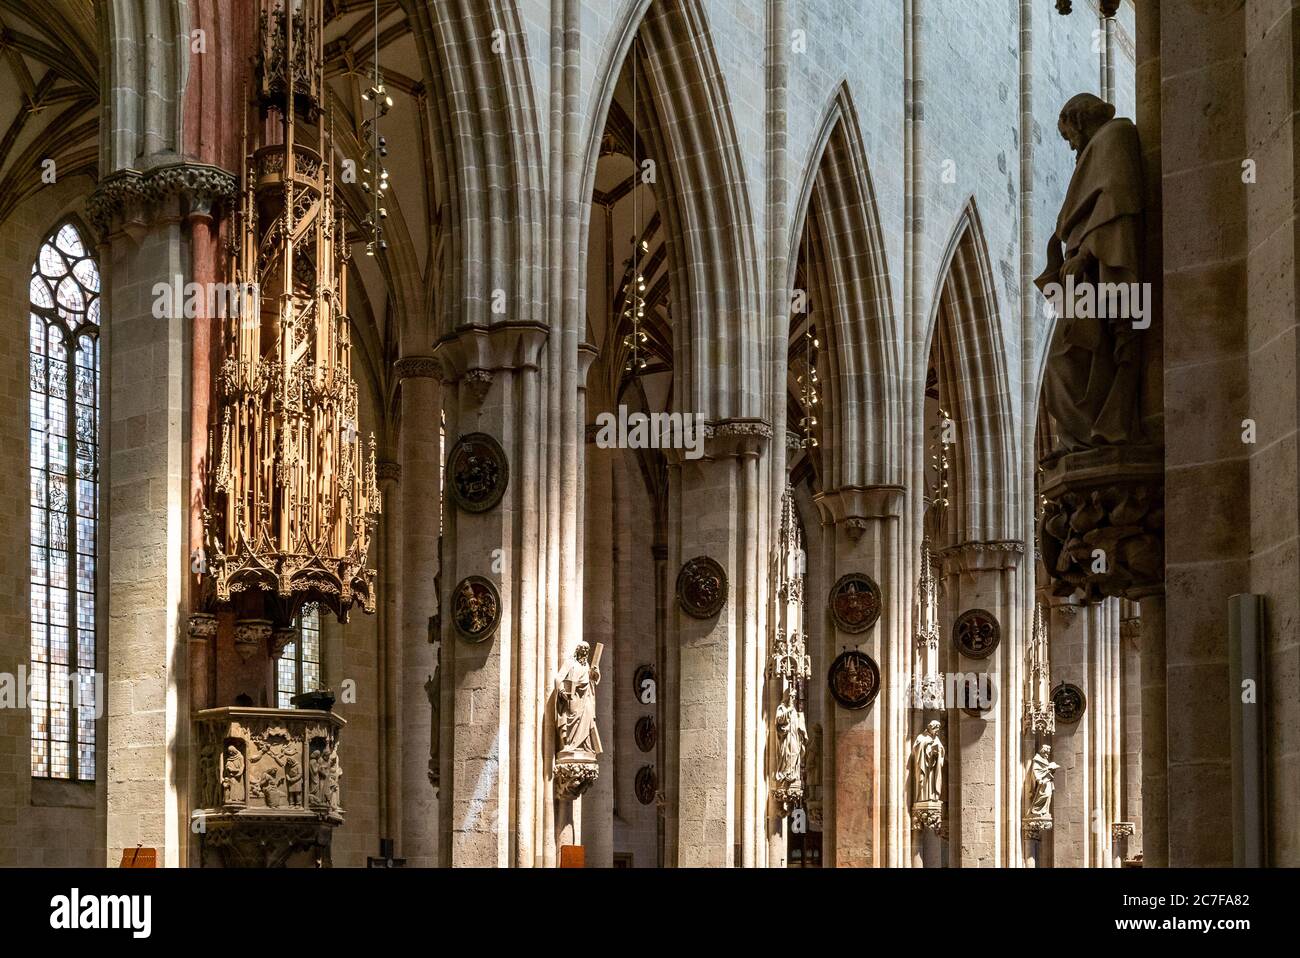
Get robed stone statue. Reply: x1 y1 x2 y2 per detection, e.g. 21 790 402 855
1035 92 1145 459
1025 744 1060 818
910 719 946 806
555 640 602 755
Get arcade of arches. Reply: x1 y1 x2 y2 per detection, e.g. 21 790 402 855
0 0 1295 870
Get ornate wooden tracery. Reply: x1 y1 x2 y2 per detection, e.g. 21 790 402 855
203 0 379 623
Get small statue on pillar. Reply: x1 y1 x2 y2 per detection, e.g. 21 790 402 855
773 685 807 812
1023 744 1060 838
553 640 603 801
910 720 946 831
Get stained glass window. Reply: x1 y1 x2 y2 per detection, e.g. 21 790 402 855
30 221 100 780
277 604 322 708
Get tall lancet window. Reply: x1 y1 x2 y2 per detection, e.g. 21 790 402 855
277 604 322 708
29 221 100 780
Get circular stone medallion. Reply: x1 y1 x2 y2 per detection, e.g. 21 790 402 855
953 608 1001 659
634 715 657 753
634 765 658 805
827 649 881 710
447 432 509 513
1052 682 1087 723
676 556 727 619
829 573 882 634
450 575 501 643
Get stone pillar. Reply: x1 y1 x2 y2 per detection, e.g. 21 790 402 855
937 541 1024 867
814 486 904 868
669 423 770 867
94 189 188 867
581 431 616 867
1048 599 1088 867
395 359 442 867
435 327 550 867
377 461 401 850
1160 0 1242 868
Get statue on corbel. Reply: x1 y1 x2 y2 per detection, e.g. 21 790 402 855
1022 744 1060 838
1035 92 1163 603
910 720 946 832
553 640 603 801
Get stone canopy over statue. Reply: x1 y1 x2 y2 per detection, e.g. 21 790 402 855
1035 92 1145 459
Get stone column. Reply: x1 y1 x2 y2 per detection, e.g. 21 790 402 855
814 485 904 868
581 429 616 867
1049 598 1090 867
90 169 226 867
395 359 442 867
376 461 401 850
435 326 549 867
669 423 770 867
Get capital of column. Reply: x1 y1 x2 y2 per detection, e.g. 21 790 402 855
812 484 905 529
936 538 1024 574
88 161 238 238
432 320 550 383
377 460 402 484
393 355 441 381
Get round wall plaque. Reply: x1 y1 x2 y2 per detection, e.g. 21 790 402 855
447 432 509 513
450 575 501 643
829 573 882 634
953 608 1000 659
634 765 658 805
634 715 657 753
676 556 727 619
1053 682 1087 723
827 649 881 710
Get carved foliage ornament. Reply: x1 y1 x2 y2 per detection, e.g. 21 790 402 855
953 608 1000 659
829 573 882 634
451 576 501 643
827 649 880 710
446 432 509 513
676 556 727 619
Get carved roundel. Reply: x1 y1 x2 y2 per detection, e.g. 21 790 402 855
829 573 882 634
953 608 1001 659
450 575 501 643
1053 682 1087 724
634 715 657 753
676 556 727 619
827 649 881 711
447 432 509 513
634 765 658 806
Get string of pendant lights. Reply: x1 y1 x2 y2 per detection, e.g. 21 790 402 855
622 36 648 376
360 0 391 255
798 324 819 449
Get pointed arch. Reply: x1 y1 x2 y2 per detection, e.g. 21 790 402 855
579 0 763 421
924 199 1018 546
786 82 900 490
406 0 548 348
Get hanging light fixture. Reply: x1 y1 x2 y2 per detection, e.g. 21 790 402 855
799 323 819 448
360 0 391 255
622 37 648 376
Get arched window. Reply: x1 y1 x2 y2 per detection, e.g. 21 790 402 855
29 221 100 780
277 604 322 708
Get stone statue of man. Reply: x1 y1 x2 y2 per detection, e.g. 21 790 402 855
1034 92 1146 459
910 719 946 806
555 640 602 755
1026 744 1060 818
